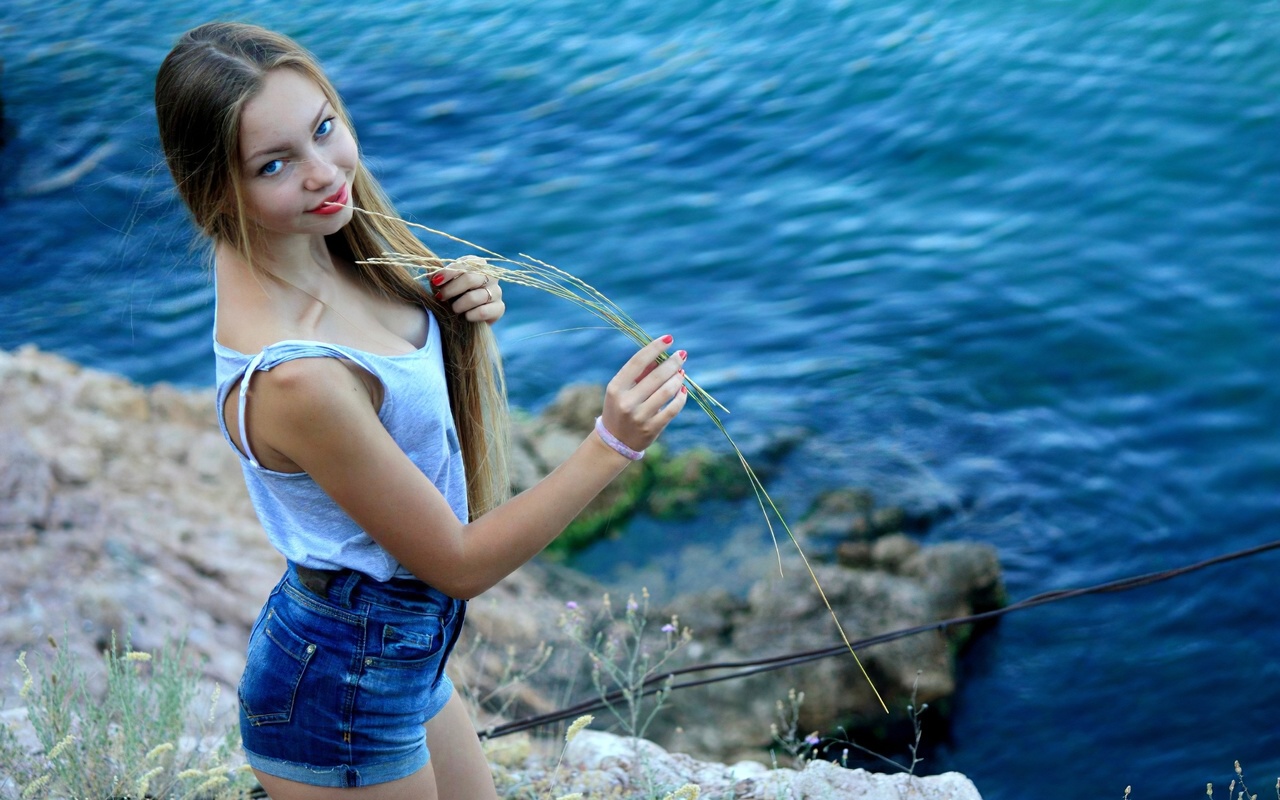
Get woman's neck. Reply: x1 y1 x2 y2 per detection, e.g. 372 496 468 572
214 234 424 358
243 232 340 292
214 234 343 342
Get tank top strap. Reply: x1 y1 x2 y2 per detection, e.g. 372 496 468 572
222 341 382 469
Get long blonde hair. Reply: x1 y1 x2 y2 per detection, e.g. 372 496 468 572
155 21 509 518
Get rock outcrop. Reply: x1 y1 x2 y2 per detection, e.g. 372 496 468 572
0 345 994 797
0 345 277 693
489 729 983 799
640 539 1002 762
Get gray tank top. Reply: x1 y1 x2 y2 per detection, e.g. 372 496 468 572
213 310 467 581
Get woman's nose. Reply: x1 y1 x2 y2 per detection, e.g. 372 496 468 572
302 154 340 190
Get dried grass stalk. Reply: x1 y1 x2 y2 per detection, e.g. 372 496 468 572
352 205 887 713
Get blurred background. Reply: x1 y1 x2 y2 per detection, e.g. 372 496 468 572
1 0 1278 796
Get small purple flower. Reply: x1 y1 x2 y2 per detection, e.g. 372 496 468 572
565 601 578 610
661 623 677 634
804 733 821 746
627 598 639 612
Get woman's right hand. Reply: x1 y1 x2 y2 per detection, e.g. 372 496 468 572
599 335 689 454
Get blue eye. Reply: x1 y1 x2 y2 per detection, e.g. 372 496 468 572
260 159 284 176
316 117 334 137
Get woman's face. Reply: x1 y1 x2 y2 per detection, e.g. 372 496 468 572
237 68 358 239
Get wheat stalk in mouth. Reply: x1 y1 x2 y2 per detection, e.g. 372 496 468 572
352 204 888 714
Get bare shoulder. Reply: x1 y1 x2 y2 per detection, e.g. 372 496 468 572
233 357 382 472
253 357 372 426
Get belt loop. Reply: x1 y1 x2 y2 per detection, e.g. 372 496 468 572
334 570 361 608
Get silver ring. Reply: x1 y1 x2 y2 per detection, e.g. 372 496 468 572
483 281 494 303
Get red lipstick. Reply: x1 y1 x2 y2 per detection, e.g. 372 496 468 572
309 184 349 215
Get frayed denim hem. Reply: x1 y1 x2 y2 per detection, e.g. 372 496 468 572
243 742 428 788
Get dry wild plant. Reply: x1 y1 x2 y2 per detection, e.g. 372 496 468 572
458 631 555 734
769 688 817 770
772 671 928 778
553 591 692 799
558 589 690 745
0 635 255 800
351 204 887 713
1121 759 1279 800
1200 760 1276 800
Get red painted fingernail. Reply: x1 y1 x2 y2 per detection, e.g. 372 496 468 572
431 273 446 286
661 334 673 344
435 291 443 301
677 350 687 360
679 368 685 376
680 385 687 394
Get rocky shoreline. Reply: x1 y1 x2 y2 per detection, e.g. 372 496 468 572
0 345 994 798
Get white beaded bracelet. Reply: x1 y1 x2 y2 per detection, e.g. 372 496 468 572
594 416 645 461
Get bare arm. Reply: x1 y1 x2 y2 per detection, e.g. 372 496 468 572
245 336 688 598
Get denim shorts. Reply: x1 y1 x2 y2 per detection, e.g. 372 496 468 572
239 564 466 787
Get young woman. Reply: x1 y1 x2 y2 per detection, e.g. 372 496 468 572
155 22 688 798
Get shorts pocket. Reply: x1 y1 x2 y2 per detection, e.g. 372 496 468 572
368 623 444 669
239 607 316 725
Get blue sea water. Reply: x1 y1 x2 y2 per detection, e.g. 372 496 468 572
2 0 1278 796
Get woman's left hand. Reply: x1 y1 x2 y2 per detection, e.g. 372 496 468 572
430 267 505 324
